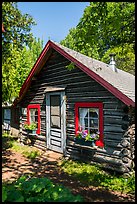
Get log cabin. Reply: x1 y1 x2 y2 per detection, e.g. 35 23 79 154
13 40 135 173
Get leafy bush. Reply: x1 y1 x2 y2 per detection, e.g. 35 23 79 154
2 176 83 202
59 159 135 194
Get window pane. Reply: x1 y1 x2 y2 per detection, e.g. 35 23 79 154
4 109 11 120
79 108 88 130
89 108 99 132
79 107 99 133
50 95 61 128
30 108 38 128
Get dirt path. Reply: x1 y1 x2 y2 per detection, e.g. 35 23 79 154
2 148 135 202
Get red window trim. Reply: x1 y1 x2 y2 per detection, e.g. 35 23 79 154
27 104 41 134
75 102 104 148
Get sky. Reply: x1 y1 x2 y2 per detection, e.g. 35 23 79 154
18 2 90 47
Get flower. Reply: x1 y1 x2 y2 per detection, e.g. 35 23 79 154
75 129 99 142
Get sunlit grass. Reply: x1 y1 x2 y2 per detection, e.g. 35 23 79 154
58 159 135 194
11 141 41 159
2 133 41 159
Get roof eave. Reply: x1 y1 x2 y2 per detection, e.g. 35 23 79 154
16 40 135 107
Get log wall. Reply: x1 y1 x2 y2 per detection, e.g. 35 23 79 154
18 50 135 173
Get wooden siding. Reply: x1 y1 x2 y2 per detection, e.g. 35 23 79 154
19 50 132 173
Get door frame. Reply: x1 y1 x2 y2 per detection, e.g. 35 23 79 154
46 91 66 154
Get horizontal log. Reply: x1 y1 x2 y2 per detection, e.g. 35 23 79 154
68 95 115 101
104 140 122 148
33 143 46 150
67 91 114 97
104 125 124 133
67 140 123 158
93 153 123 166
104 133 123 141
121 148 132 158
121 139 130 148
122 157 132 164
104 111 124 116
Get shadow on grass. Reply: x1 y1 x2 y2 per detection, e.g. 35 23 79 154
2 136 135 202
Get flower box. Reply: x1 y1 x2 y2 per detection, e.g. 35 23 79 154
26 129 36 134
75 138 95 147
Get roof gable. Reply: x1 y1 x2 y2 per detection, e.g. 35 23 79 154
16 40 135 107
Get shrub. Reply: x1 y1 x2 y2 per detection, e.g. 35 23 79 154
2 176 83 202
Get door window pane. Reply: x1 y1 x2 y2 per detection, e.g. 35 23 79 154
50 95 61 128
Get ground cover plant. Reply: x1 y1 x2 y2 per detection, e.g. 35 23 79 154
11 140 41 159
2 133 41 159
2 176 83 202
58 159 135 195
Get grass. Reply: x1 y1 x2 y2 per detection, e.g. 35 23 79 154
11 141 41 159
58 159 135 195
2 133 41 159
2 132 15 150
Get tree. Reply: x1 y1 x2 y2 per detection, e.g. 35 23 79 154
2 2 43 102
2 37 43 102
60 2 135 74
15 38 44 94
2 2 36 50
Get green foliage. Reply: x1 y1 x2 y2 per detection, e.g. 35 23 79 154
2 186 7 202
24 122 37 130
2 2 36 48
60 2 135 74
2 2 43 102
11 141 41 159
59 159 135 194
65 62 75 71
101 43 135 75
2 133 15 150
2 176 83 202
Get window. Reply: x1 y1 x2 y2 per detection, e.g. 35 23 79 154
50 95 61 129
27 104 41 134
75 102 104 147
4 108 11 124
3 108 11 131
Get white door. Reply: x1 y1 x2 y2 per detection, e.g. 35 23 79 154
46 91 66 153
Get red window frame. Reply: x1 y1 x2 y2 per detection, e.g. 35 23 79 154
27 104 41 134
75 102 104 148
